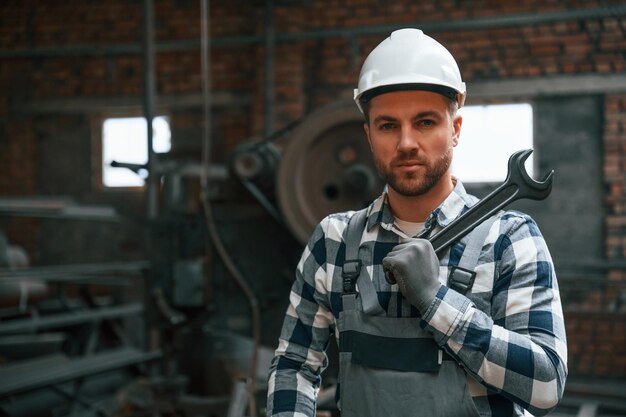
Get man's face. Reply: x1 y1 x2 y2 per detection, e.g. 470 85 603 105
363 90 462 197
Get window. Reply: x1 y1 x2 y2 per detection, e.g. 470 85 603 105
102 116 171 187
452 103 533 183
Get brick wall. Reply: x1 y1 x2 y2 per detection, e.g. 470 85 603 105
1 0 626 377
590 93 626 378
606 95 626 259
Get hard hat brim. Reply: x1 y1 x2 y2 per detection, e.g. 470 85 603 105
358 83 459 104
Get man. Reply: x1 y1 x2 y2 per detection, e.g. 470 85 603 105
267 28 567 417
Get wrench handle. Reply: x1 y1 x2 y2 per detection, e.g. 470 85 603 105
429 183 520 255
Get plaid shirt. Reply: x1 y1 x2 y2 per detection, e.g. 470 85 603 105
267 180 567 417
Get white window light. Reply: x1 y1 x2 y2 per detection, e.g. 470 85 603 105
102 116 171 188
452 103 534 183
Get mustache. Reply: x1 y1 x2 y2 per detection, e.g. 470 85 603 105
391 151 429 166
391 146 454 166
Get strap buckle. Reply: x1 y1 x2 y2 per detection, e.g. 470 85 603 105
447 266 476 294
342 259 362 293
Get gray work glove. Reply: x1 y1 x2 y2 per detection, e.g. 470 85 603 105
382 239 442 313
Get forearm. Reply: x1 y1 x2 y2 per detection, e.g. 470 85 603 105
267 354 319 417
423 286 567 415
267 309 330 416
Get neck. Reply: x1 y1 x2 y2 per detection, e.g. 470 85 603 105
387 174 455 222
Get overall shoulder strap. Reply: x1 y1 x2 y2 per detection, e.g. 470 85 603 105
342 209 368 293
342 209 385 315
447 214 498 294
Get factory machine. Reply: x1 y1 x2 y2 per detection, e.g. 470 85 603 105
0 100 376 417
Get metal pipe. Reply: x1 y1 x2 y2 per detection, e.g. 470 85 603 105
1 5 625 58
200 0 212 190
0 261 150 280
141 0 162 373
142 0 158 219
264 0 275 136
199 1 260 415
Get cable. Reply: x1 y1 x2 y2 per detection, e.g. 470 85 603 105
199 0 260 415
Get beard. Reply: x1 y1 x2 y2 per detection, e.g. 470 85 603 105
374 147 453 197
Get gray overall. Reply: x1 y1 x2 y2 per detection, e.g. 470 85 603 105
337 209 495 417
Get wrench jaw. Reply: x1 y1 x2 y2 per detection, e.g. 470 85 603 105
506 149 554 201
430 149 554 254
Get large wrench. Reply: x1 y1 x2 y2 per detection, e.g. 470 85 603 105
429 149 553 255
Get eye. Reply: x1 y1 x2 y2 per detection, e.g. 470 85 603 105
378 122 395 131
419 119 435 127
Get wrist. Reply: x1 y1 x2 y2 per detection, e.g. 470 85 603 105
415 281 442 314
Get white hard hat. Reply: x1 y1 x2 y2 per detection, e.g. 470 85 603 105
354 28 466 113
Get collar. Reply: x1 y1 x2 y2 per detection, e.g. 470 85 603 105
364 179 478 233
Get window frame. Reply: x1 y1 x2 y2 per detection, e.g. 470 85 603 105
453 99 536 187
91 110 171 191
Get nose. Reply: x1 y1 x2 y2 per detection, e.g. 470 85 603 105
397 125 419 153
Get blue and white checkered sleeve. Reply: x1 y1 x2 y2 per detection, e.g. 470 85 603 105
422 212 568 416
267 219 334 417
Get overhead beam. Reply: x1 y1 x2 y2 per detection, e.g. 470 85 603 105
13 92 250 114
469 73 626 99
11 74 626 114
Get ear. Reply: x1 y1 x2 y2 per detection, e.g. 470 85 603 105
452 114 462 147
363 122 373 151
